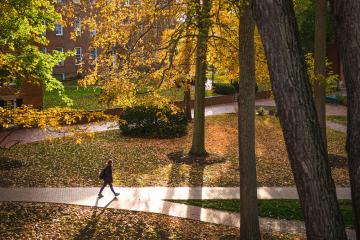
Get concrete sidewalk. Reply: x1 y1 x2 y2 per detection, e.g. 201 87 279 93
0 187 355 239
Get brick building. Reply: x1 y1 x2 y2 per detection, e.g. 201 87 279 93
48 0 96 81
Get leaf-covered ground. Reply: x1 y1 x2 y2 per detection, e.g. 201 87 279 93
0 114 349 187
0 202 303 240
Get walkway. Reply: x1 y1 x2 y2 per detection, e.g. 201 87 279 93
0 101 348 148
0 187 355 239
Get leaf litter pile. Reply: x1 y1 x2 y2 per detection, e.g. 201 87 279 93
0 202 303 240
0 114 349 187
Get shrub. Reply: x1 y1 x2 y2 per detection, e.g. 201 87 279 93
336 95 347 106
268 107 278 117
213 83 236 95
256 107 266 116
119 103 187 138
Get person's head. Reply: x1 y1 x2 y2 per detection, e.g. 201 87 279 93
107 160 113 166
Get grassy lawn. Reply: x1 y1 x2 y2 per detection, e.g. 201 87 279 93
327 115 348 126
43 82 106 110
44 81 217 110
0 114 349 187
168 199 354 228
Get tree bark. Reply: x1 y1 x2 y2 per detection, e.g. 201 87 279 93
183 33 193 122
184 85 192 121
190 0 212 156
238 3 260 240
314 0 328 152
252 1 347 239
332 0 360 237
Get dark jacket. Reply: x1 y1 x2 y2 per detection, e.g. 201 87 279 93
101 165 113 183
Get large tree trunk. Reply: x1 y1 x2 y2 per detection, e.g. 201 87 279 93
252 1 347 239
314 0 328 151
183 33 193 122
238 3 260 240
184 85 192 121
332 1 360 237
190 0 212 156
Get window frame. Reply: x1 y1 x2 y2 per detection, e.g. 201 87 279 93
55 24 64 36
75 47 82 65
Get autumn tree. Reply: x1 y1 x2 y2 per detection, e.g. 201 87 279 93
237 1 260 239
332 0 360 236
0 0 71 104
252 0 347 239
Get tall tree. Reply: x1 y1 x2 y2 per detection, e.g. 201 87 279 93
238 1 260 239
252 0 347 239
314 0 327 151
189 0 212 156
332 0 360 237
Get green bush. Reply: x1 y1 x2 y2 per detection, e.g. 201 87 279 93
119 103 187 138
336 95 347 106
256 107 266 116
213 83 236 95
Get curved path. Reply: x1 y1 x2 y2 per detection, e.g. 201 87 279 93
0 187 355 239
0 101 348 148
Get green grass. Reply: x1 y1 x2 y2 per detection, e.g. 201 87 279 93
327 115 348 126
160 88 217 101
168 199 355 228
44 82 217 110
44 82 106 110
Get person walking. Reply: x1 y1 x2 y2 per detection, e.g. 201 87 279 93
98 160 119 198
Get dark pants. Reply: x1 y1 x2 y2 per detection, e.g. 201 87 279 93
99 181 116 194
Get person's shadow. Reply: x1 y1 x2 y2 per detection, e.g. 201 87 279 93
73 197 117 240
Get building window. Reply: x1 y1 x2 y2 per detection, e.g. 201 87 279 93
0 97 21 109
90 48 97 59
74 18 82 36
42 47 47 53
57 0 63 4
53 73 65 81
75 47 82 65
73 0 80 4
55 24 63 36
55 48 64 66
125 0 130 5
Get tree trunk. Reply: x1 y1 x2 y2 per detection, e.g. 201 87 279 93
183 33 193 122
252 1 347 239
190 0 212 156
314 0 328 151
184 86 192 121
238 3 260 240
332 0 360 237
